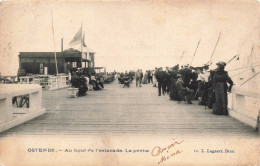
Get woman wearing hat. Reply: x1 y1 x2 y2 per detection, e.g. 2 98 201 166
213 61 233 115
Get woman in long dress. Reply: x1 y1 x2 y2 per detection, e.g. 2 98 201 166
213 61 233 115
143 71 148 84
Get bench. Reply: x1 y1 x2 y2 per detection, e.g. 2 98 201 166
67 88 79 98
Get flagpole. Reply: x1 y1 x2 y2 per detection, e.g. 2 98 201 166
84 30 87 73
51 11 59 76
81 22 83 69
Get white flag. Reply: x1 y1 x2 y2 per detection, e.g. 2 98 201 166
69 27 82 46
83 31 87 47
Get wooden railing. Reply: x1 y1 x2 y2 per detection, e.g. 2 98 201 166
48 75 69 90
19 76 34 84
228 85 260 129
1 75 69 91
0 84 46 133
0 76 18 83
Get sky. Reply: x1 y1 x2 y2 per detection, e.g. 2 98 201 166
0 0 260 76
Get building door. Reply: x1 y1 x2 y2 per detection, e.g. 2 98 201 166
44 67 48 75
40 63 44 74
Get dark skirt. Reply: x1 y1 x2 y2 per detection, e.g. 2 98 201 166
198 81 205 97
170 79 178 100
213 82 228 115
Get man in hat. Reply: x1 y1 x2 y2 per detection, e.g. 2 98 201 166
71 69 88 96
172 64 179 73
180 64 192 88
175 74 194 104
155 67 164 96
213 61 233 115
165 67 172 94
169 68 179 101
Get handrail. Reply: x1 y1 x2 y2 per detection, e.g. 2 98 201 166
231 86 260 99
229 85 260 129
0 84 46 133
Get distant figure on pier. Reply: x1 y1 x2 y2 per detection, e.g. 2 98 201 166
90 74 103 91
71 70 88 96
143 70 148 84
213 61 233 115
139 69 143 87
123 76 131 88
135 69 141 87
165 67 172 94
148 70 153 84
155 67 166 96
169 65 179 100
153 68 158 87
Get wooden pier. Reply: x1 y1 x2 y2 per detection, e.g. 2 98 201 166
0 81 257 137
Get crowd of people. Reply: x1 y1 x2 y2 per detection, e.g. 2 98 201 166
134 69 155 86
133 61 233 115
70 69 115 96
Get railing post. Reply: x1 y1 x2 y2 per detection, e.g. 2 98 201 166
0 97 13 124
0 84 46 133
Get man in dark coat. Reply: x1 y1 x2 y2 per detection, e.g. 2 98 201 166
139 69 143 87
180 64 192 88
169 64 180 100
155 68 164 96
213 61 233 115
165 67 172 94
135 69 140 87
175 74 193 104
169 74 178 100
161 70 168 95
71 70 88 96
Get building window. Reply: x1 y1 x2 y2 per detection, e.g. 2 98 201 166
82 62 87 68
72 62 77 68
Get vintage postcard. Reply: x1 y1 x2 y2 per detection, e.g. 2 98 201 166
0 0 260 165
